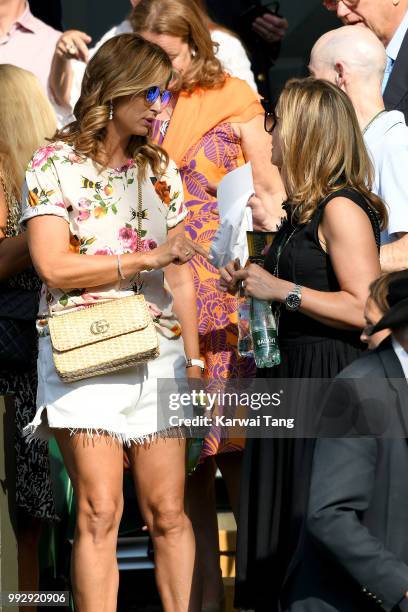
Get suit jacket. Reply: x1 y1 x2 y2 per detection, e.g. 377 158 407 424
282 338 408 612
206 0 281 97
384 28 408 124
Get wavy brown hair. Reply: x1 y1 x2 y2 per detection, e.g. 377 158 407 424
276 78 388 229
55 34 171 177
130 0 226 92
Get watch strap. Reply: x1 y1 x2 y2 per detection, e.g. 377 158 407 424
285 284 302 310
186 358 205 371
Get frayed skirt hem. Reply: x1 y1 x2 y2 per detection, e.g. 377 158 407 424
23 405 186 446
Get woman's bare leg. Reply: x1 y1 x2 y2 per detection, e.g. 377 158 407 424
186 458 225 611
127 437 197 612
55 431 124 612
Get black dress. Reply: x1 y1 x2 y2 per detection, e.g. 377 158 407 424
235 188 380 611
0 178 57 522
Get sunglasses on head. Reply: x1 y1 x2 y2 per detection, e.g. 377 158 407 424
144 86 171 109
264 108 278 134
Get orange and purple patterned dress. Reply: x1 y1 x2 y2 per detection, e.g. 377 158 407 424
152 77 263 457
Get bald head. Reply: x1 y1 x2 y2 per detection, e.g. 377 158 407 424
310 26 386 90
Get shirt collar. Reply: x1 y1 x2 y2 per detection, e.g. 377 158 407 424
392 336 408 378
15 3 38 33
386 9 408 61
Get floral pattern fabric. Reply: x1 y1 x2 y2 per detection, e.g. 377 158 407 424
152 121 256 458
21 141 187 337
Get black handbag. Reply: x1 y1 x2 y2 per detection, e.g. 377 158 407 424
0 284 39 372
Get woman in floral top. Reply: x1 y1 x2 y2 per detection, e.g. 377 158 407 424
21 34 208 612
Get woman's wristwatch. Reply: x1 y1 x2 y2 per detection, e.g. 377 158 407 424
285 284 302 311
186 358 205 372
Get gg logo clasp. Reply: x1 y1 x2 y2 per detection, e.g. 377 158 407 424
90 319 110 335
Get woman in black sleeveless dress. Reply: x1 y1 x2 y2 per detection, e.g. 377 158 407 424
220 78 388 611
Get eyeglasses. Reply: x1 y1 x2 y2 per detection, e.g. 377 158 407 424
322 0 358 10
264 108 278 134
323 0 339 9
144 86 171 109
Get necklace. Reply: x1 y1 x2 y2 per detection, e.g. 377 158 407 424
272 224 299 333
362 110 387 135
273 225 299 278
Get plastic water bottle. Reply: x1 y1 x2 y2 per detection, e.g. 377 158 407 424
250 297 281 368
238 298 253 357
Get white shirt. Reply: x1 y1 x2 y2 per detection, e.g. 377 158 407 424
392 337 408 379
210 28 257 92
363 110 408 244
68 20 258 121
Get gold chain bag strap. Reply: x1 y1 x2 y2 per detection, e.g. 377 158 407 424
0 172 20 237
48 181 160 383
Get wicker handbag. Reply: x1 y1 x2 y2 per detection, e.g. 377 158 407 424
48 182 159 383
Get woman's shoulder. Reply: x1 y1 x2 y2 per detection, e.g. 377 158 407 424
319 187 369 209
196 73 258 102
317 188 381 243
154 157 180 182
308 188 373 231
28 140 82 171
28 141 85 173
221 74 258 97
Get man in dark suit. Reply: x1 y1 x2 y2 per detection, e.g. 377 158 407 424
205 0 288 97
282 271 408 611
29 0 63 31
323 0 408 123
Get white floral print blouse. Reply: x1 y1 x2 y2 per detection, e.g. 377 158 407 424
20 141 187 338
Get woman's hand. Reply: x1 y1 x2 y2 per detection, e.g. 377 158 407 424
252 13 288 45
50 30 91 107
232 264 289 301
219 258 242 294
55 30 92 62
146 233 211 270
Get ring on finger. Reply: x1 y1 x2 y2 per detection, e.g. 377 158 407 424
67 42 77 54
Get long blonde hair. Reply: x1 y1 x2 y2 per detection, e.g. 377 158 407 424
277 78 387 228
0 65 56 200
130 0 226 92
56 34 171 177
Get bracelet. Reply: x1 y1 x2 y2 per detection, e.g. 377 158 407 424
117 254 126 281
186 358 205 371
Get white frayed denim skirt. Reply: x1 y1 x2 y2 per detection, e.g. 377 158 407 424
24 332 188 444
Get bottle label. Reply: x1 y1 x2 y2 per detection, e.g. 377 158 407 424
252 330 278 350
